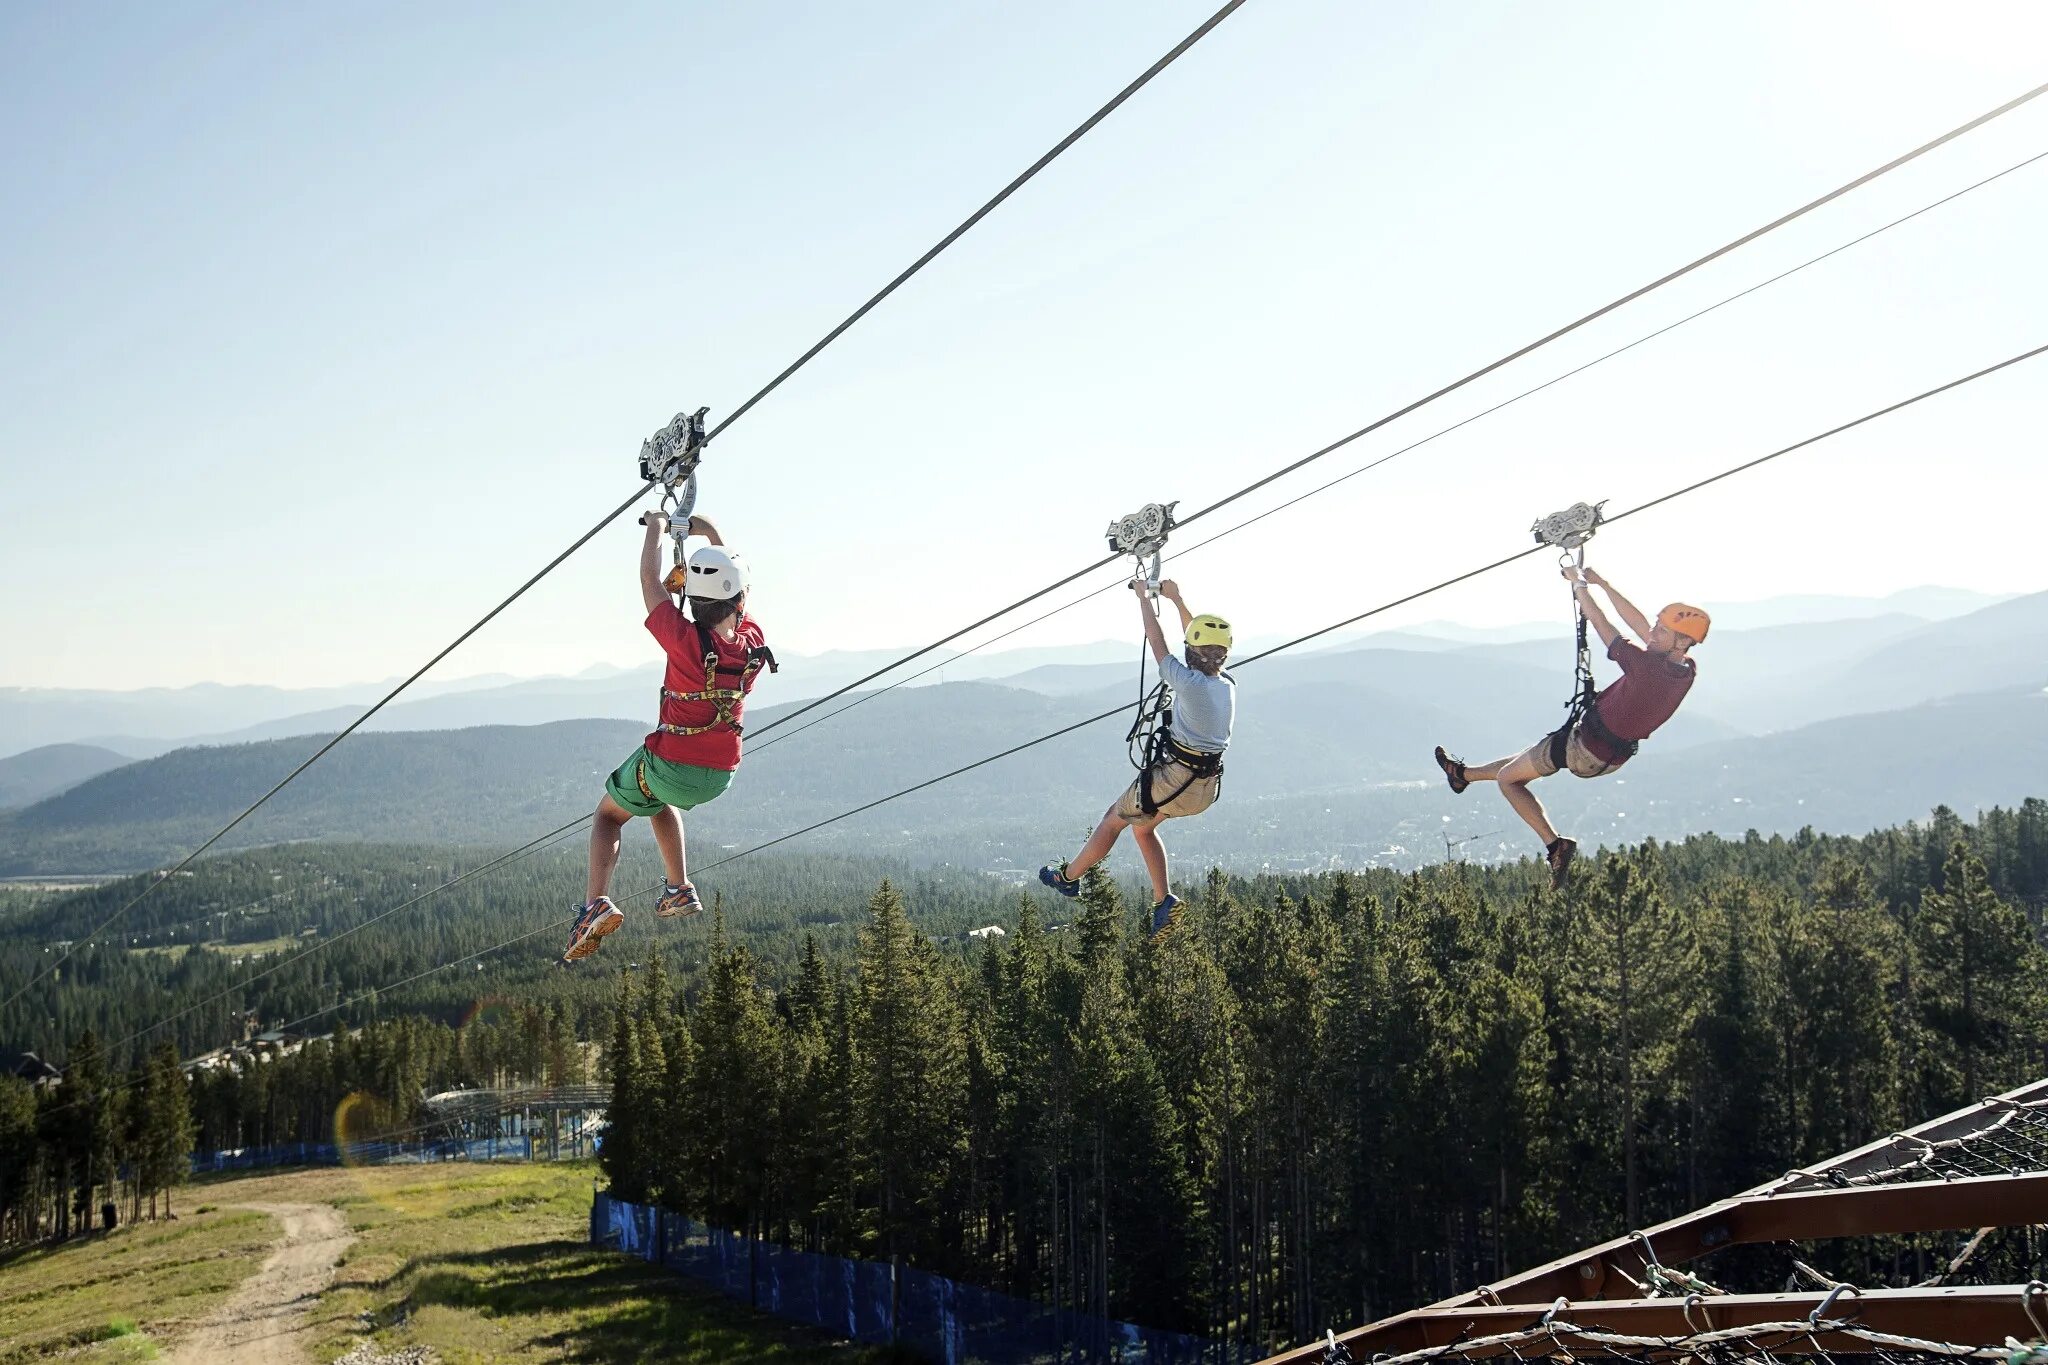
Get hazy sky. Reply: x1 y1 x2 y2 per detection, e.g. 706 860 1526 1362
4 0 2045 692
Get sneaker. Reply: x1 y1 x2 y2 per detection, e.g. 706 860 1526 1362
655 881 702 919
563 897 624 961
1150 893 1181 939
1434 745 1470 795
1038 864 1081 898
1545 838 1578 891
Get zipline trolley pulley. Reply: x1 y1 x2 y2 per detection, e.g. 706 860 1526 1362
1532 499 1605 556
638 407 710 596
1532 499 1608 730
1107 500 1177 591
1107 500 1181 773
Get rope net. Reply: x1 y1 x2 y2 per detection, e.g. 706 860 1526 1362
1322 1309 2048 1365
1784 1102 2048 1191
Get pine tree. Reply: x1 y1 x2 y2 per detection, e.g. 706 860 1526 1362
1562 848 1700 1228
854 880 967 1267
1912 841 2038 1106
688 914 779 1232
140 1042 197 1219
600 966 652 1203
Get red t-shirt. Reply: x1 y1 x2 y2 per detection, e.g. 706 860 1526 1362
1584 637 1696 764
643 603 770 772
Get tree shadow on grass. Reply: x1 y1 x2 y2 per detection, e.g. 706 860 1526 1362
370 1237 900 1363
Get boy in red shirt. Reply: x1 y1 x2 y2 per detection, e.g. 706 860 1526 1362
563 509 775 961
1433 565 1707 890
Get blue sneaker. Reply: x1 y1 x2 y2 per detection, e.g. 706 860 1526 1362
1150 893 1181 939
1038 864 1080 898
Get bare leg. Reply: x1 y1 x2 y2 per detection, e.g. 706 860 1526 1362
1460 753 1518 782
1065 806 1129 880
648 805 689 887
1488 752 1560 847
586 795 636 902
1130 820 1170 904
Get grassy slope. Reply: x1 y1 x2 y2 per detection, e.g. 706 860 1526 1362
307 1160 879 1364
0 1204 274 1362
0 1160 880 1364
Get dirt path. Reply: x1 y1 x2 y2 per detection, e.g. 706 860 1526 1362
168 1201 355 1365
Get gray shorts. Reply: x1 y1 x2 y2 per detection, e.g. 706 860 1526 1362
1522 724 1621 780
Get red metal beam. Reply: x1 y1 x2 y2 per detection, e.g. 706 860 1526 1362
1390 1170 2048 1316
1259 1285 2048 1364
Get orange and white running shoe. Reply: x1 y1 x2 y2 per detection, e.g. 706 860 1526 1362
563 896 624 961
654 881 703 919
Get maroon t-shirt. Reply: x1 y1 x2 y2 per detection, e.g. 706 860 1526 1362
1583 638 1696 764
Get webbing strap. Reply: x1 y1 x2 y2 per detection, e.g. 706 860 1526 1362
1564 550 1598 728
657 624 770 739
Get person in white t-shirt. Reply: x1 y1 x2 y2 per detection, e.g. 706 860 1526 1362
1040 577 1235 938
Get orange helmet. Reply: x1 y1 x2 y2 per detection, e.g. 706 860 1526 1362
1658 603 1710 644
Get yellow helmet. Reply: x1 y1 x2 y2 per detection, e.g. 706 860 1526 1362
1185 614 1233 649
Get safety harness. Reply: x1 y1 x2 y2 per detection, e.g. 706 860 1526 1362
1106 499 1226 815
656 619 778 739
1131 687 1227 815
1531 499 1638 766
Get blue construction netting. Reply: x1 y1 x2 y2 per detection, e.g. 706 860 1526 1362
591 1192 1216 1364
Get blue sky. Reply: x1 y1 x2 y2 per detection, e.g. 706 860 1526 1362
4 0 2045 690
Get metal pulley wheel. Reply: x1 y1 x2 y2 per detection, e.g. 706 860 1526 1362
1532 500 1606 551
1106 499 1179 559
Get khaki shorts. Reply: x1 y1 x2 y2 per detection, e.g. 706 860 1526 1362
1114 757 1223 823
1522 724 1622 780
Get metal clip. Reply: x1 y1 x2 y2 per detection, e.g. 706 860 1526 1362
2023 1280 2047 1340
1541 1297 1569 1326
1682 1293 1710 1336
1532 500 1606 551
1808 1283 1860 1326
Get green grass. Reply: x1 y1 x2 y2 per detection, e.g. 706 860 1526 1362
0 1206 272 1362
307 1161 884 1364
128 935 307 962
3 1162 886 1364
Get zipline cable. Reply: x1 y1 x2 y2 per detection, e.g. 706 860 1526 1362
742 78 2048 744
24 817 600 1128
744 145 2048 755
61 151 2048 1074
705 0 1248 441
112 815 595 1057
276 340 2046 1026
0 2 1247 1014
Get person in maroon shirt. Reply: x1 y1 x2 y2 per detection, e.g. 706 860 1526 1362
563 508 775 962
1433 565 1708 889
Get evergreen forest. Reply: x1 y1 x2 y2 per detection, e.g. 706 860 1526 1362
5 801 2047 1356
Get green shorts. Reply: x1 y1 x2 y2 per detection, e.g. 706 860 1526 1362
603 747 735 818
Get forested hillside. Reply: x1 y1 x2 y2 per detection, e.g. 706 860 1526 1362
593 813 2048 1356
0 842 1042 1061
13 805 2040 1353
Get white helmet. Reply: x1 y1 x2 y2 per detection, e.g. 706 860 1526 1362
684 546 749 601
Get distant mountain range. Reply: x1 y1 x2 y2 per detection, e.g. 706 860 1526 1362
1 585 2041 876
0 744 130 812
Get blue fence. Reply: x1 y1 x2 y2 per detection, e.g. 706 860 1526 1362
591 1192 1216 1364
191 1135 535 1174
